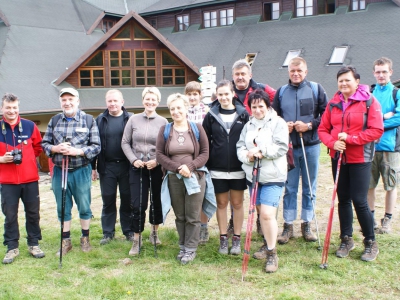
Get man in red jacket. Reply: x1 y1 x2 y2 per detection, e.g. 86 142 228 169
0 93 44 264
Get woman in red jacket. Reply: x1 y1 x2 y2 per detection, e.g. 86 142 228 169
318 66 383 262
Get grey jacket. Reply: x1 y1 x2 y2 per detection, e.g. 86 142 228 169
237 109 288 184
121 112 168 163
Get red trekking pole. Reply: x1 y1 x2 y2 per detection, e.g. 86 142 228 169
242 157 260 281
320 152 342 269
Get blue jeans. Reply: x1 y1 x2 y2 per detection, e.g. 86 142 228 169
52 165 92 221
282 144 320 222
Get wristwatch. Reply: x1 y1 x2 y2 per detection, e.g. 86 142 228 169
307 122 312 131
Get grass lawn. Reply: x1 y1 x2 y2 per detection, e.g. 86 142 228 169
1 146 400 299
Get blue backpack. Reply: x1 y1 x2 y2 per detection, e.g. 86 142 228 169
163 122 200 141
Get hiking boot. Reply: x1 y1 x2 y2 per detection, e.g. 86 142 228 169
253 243 268 260
176 249 185 261
230 236 241 255
126 233 135 242
3 248 19 264
149 230 161 245
265 248 279 273
128 236 142 256
277 223 294 245
100 235 114 245
377 217 392 234
56 238 72 257
301 222 317 242
80 236 92 252
256 218 263 236
219 236 229 255
335 235 355 258
361 239 379 262
28 245 45 258
181 251 197 265
199 226 209 244
227 218 234 238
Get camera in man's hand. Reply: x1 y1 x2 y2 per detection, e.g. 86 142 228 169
10 149 22 165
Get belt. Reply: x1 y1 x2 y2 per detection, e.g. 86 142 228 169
67 164 88 172
106 159 128 163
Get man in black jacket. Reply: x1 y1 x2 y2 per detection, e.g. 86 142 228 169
91 89 133 244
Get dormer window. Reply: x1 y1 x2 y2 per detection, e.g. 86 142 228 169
263 2 280 21
296 0 313 17
352 0 366 11
176 14 189 32
203 8 234 28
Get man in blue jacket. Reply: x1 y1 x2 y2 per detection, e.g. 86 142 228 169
368 57 400 234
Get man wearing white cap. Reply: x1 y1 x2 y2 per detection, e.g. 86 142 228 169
42 88 100 256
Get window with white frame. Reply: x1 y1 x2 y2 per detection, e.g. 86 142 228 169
203 8 234 28
329 46 348 65
176 14 189 31
297 0 313 17
264 2 280 21
352 0 366 11
282 49 302 67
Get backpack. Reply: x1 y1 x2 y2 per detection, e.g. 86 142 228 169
163 122 200 142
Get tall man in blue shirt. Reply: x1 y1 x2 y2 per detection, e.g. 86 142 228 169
368 57 400 234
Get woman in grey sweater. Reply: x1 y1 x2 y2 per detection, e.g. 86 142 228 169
121 87 168 256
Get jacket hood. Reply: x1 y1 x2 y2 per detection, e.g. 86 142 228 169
210 101 247 116
349 84 371 102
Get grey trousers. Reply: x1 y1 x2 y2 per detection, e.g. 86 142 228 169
168 173 205 252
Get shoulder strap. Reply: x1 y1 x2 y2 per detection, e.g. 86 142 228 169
393 87 399 105
308 81 319 100
189 121 200 141
278 84 288 100
370 84 376 93
51 113 62 129
86 114 93 129
163 123 172 141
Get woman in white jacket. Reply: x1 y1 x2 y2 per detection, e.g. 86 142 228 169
237 88 289 273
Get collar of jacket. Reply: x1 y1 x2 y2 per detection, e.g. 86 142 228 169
100 106 130 120
210 102 247 116
288 78 309 89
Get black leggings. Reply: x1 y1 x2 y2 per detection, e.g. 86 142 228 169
331 160 375 240
129 165 163 233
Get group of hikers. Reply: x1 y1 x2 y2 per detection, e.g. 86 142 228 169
1 56 399 274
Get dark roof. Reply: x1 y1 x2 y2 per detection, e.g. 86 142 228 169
0 0 103 113
55 11 200 85
155 2 400 98
72 0 104 32
139 0 226 15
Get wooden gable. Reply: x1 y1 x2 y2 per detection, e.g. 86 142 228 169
56 11 199 89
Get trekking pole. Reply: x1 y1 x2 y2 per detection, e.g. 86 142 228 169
148 153 157 258
242 157 261 282
320 152 342 269
59 155 68 268
299 132 322 250
138 154 144 256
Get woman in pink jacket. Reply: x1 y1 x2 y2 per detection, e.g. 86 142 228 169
318 66 383 262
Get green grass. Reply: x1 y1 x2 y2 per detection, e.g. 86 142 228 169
1 218 400 299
